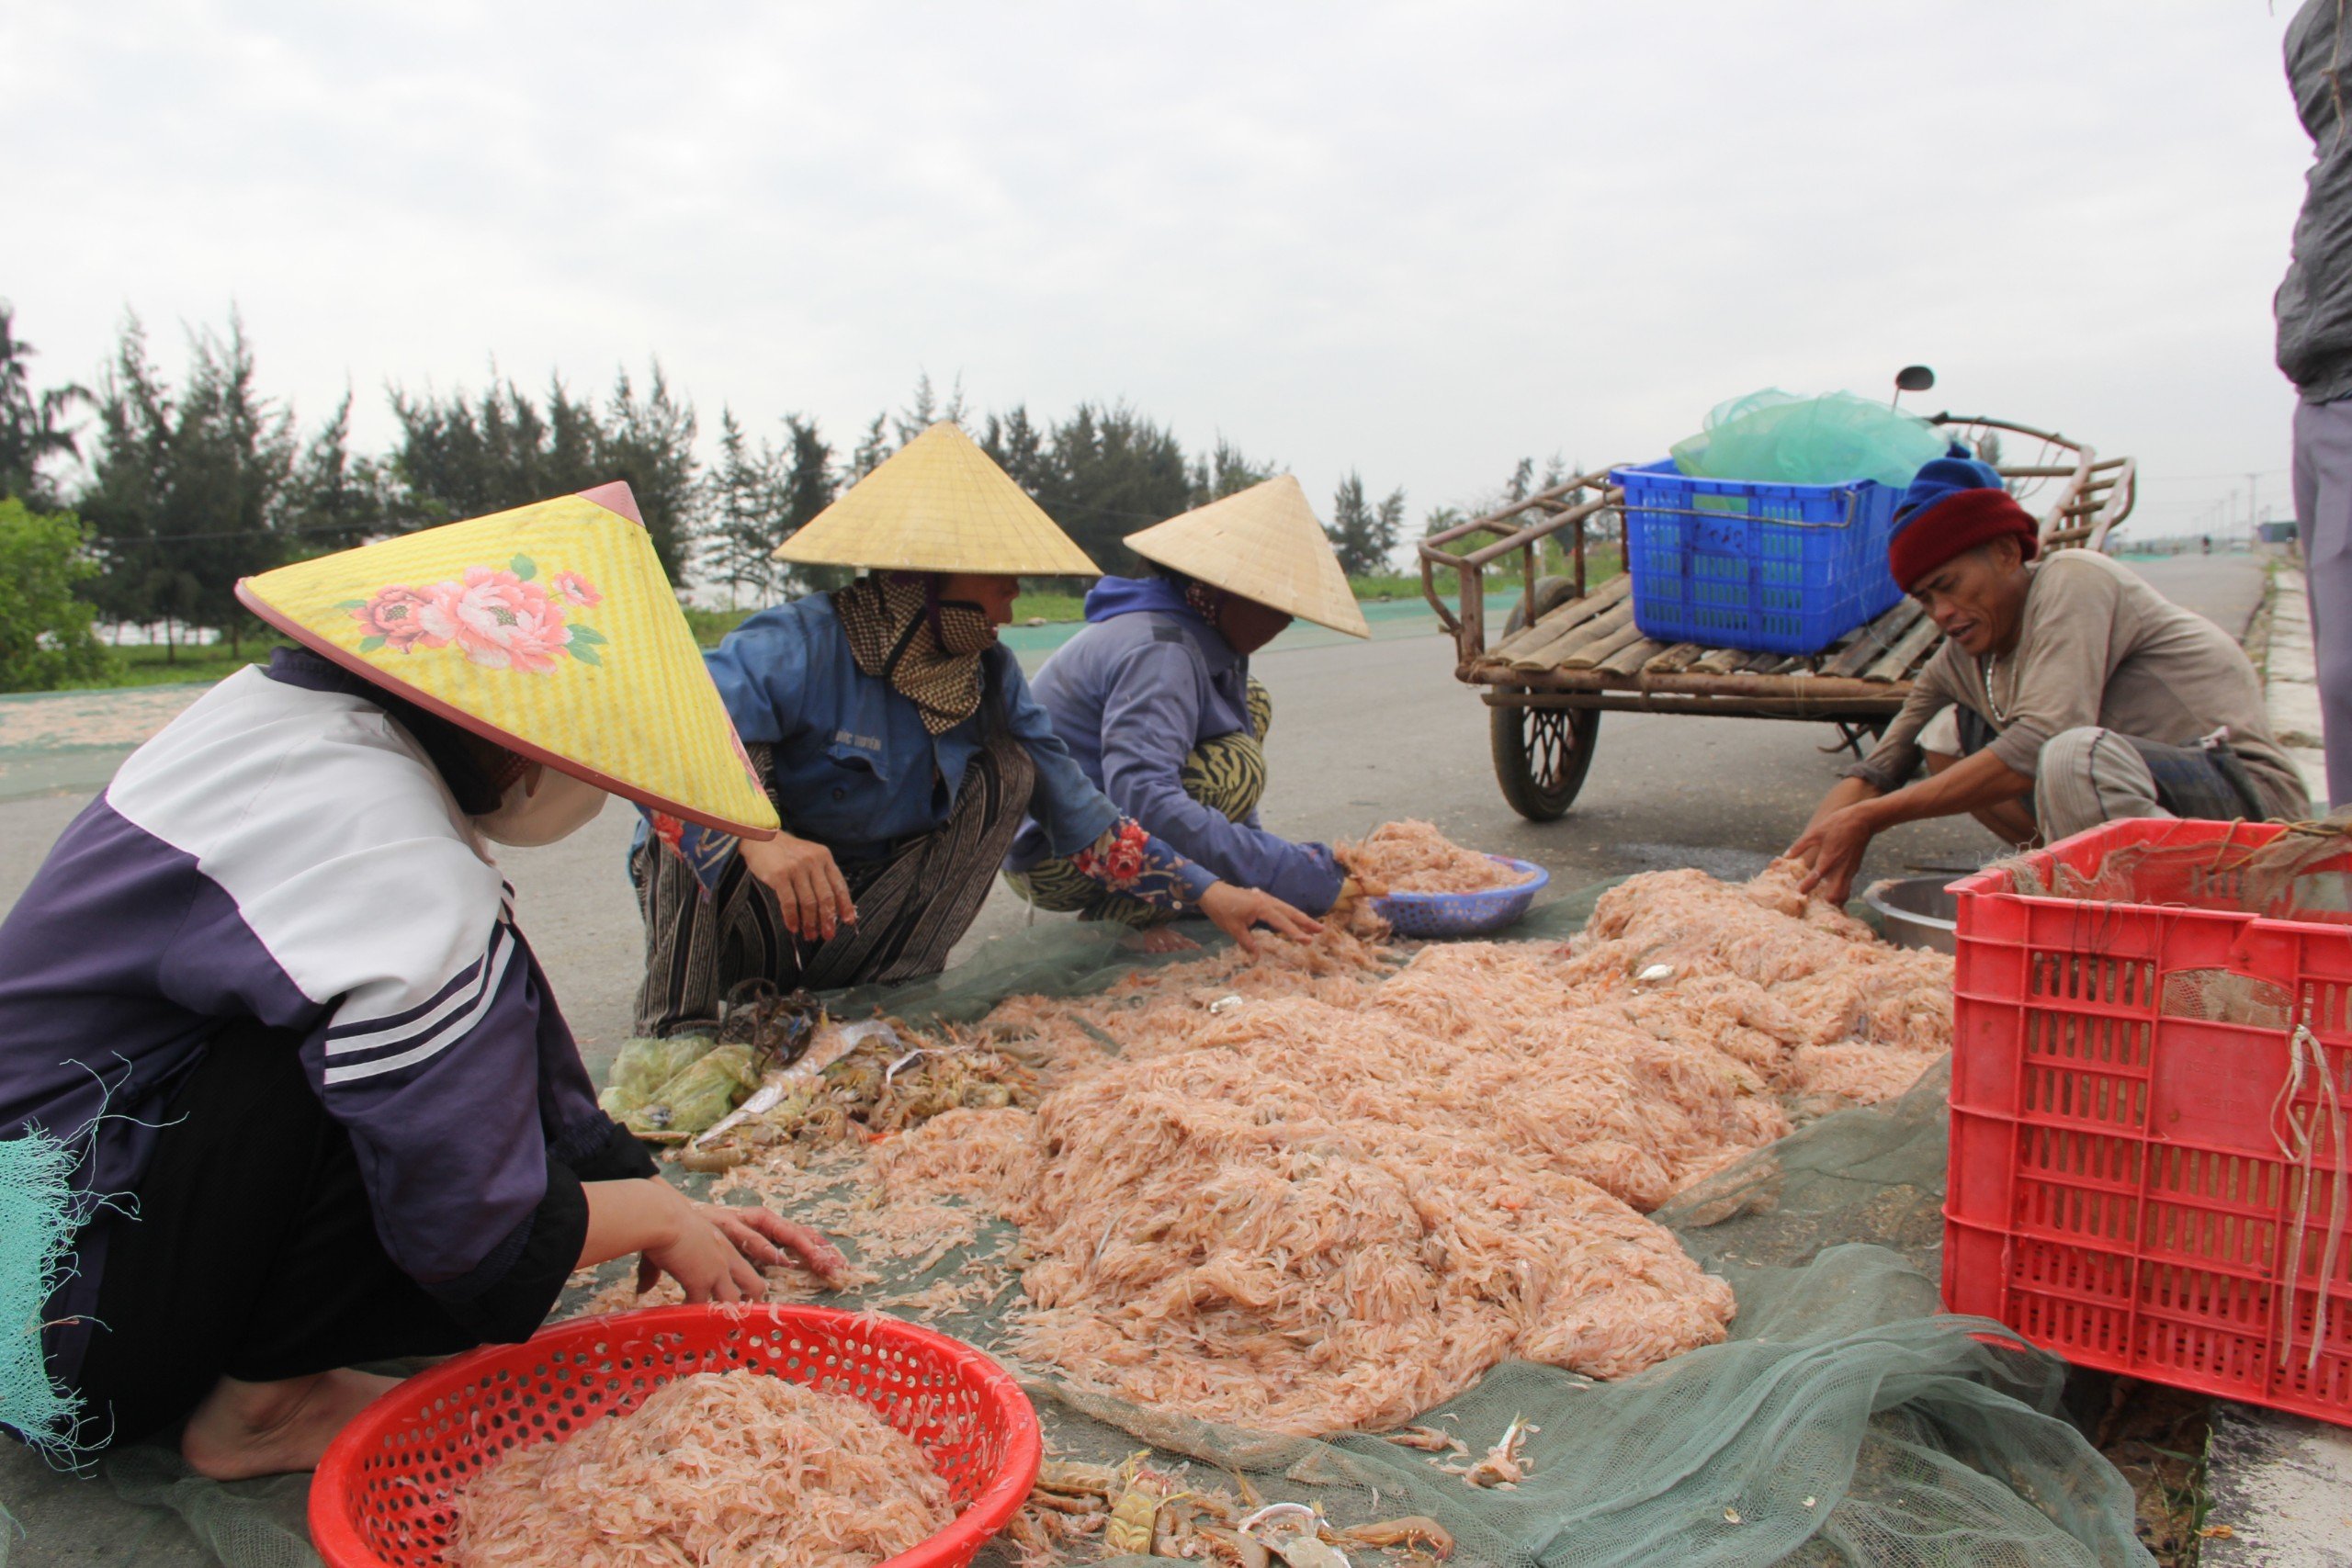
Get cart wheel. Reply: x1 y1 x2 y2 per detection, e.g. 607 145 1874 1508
1492 704 1601 821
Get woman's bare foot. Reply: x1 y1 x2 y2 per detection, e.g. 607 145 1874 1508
1121 926 1199 955
180 1369 400 1480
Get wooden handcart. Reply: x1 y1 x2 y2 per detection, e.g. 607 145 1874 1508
1417 415 2138 819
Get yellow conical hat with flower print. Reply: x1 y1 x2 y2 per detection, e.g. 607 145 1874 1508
773 421 1101 575
236 482 778 838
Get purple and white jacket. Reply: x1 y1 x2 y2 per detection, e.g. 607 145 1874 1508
0 660 646 1391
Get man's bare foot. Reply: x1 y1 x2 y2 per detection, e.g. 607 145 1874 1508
1121 927 1199 955
180 1369 400 1480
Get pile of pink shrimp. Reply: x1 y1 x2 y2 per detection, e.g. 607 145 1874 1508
446 1371 953 1567
1337 818 1537 894
852 861 1949 1435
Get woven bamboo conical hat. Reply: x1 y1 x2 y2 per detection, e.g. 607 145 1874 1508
237 482 779 838
773 421 1099 576
1124 475 1370 637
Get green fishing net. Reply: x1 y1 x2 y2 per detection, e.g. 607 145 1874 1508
0 887 2153 1567
1669 390 1950 491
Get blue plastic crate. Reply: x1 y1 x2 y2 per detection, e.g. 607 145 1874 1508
1611 459 1906 656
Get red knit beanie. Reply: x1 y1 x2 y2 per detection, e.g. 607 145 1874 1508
1886 488 2040 592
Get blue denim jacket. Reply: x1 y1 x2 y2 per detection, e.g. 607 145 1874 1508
703 594 1119 864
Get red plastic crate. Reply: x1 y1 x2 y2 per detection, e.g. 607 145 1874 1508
1946 818 2352 1425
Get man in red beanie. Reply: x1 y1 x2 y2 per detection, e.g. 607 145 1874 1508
1792 456 2308 904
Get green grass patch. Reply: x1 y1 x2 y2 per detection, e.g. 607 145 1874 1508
35 638 288 692
1010 592 1087 624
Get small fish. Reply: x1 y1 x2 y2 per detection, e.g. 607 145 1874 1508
693 1073 791 1148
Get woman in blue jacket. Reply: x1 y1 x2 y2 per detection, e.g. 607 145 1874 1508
1004 477 1371 940
633 426 1318 1034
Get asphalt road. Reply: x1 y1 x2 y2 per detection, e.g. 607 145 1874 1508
0 553 2267 1076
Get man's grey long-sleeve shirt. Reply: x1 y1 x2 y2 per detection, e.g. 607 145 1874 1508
2278 0 2352 401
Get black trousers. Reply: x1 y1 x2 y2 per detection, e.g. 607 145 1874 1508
72 1023 481 1449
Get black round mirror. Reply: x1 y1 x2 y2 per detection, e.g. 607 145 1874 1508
1895 365 1937 393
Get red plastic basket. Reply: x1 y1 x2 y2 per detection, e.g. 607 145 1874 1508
1946 818 2352 1424
309 1303 1042 1567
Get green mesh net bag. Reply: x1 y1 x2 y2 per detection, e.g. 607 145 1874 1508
1670 390 1949 491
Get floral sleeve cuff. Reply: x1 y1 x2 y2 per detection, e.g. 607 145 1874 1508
1069 818 1218 910
647 807 742 895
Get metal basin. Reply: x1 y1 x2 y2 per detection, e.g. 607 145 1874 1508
1864 874 1959 953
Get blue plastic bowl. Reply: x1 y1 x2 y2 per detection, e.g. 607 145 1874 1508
1372 857 1549 939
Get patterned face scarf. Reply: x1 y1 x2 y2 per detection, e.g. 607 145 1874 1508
833 573 997 734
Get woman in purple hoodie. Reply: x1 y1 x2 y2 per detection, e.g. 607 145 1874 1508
1004 478 1372 944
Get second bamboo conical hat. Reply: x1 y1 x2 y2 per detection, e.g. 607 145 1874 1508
773 421 1100 576
1125 475 1371 637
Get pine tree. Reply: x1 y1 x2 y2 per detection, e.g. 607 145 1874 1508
847 413 893 481
79 311 297 658
776 414 842 592
1039 402 1189 571
892 372 940 446
388 361 704 582
1325 470 1406 578
705 409 784 606
600 363 703 584
981 406 1049 498
283 390 386 552
1187 438 1278 507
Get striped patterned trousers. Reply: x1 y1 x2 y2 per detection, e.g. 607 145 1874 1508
1004 677 1272 929
633 725 1037 1036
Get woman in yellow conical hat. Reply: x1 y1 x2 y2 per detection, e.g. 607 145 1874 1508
0 483 844 1478
1004 476 1368 942
632 423 1320 1033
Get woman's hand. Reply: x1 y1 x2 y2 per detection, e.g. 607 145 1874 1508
585 1180 850 1304
740 831 856 942
634 1193 852 1303
1198 883 1322 954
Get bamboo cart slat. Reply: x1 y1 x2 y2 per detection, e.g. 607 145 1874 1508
1511 605 1635 670
1822 602 1922 679
1559 620 1648 671
1597 637 1670 676
1488 575 1630 664
1862 615 1944 682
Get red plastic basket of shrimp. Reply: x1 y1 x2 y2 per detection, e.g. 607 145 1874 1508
309 1303 1042 1567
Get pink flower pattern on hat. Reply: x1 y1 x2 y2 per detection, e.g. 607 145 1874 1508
346 557 607 672
349 584 435 651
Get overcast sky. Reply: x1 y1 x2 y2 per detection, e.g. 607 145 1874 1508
2 1 2322 543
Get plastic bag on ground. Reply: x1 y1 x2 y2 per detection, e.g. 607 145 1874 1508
621 1041 758 1140
594 1033 718 1119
